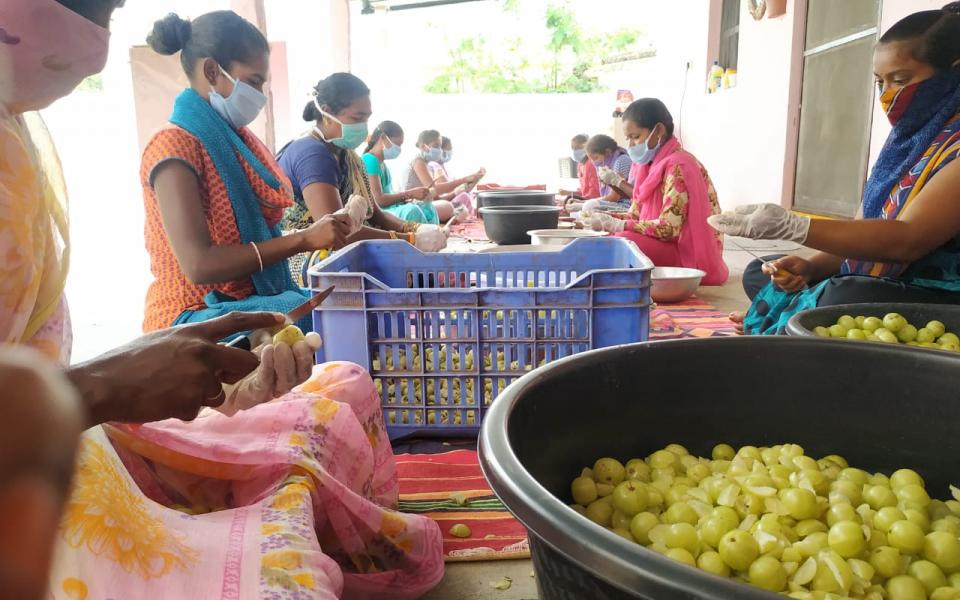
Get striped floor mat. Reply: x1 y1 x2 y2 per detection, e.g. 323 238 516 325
396 450 529 562
651 297 737 339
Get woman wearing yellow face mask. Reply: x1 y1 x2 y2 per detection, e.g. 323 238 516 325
712 3 960 335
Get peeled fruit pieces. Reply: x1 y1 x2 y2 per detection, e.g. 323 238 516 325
814 313 960 353
568 443 960 598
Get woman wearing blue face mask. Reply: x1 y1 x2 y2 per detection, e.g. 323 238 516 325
140 11 352 331
585 99 729 286
361 120 433 222
585 134 634 211
405 130 482 222
277 74 448 282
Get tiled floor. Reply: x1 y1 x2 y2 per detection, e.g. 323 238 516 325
422 238 815 599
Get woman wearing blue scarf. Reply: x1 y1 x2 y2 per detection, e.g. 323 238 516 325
712 3 960 335
138 11 352 333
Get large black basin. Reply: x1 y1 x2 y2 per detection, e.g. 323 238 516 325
479 337 960 599
477 190 557 210
479 205 560 245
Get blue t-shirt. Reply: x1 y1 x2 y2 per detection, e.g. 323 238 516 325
277 136 342 229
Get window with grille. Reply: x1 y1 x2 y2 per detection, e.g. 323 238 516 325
719 0 741 70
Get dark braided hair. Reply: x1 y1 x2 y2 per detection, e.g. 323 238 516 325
147 11 268 77
363 120 403 154
302 73 370 122
622 98 676 138
879 2 960 70
417 130 441 147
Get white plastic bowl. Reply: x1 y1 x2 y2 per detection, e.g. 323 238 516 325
651 267 706 303
527 229 606 246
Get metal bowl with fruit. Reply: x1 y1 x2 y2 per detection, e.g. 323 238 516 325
480 337 960 599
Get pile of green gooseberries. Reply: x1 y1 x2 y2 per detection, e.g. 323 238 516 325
569 443 960 599
813 313 960 352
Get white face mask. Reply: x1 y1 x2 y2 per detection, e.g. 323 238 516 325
209 65 266 129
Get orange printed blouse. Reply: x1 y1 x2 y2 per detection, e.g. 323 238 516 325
140 126 293 332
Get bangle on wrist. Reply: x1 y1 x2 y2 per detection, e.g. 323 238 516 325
249 242 264 272
388 231 398 240
407 232 416 245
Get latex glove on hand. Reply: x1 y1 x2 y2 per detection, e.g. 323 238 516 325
580 198 601 216
414 224 448 252
216 330 323 415
589 212 625 233
335 195 368 235
707 203 811 243
597 166 626 187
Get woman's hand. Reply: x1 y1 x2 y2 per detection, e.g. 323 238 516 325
762 256 812 293
588 212 625 233
301 214 351 251
597 166 625 187
216 334 321 415
414 224 448 252
405 186 430 201
67 312 285 426
708 203 811 243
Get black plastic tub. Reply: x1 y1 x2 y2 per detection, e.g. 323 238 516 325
787 302 960 337
479 337 960 600
476 190 557 211
479 205 561 245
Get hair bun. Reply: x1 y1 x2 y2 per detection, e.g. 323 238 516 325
944 2 960 15
147 13 192 55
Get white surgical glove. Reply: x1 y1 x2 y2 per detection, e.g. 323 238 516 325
414 224 448 252
581 199 601 216
707 203 811 243
217 332 322 415
589 212 625 233
335 194 368 234
597 166 625 187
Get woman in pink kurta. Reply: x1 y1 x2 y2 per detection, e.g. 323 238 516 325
587 99 729 286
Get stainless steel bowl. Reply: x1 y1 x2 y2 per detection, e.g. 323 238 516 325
527 229 605 246
650 266 705 303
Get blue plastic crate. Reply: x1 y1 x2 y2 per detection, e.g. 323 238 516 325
308 238 653 440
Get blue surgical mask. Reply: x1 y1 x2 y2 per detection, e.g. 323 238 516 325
209 65 266 129
572 148 587 162
628 127 663 164
314 99 368 150
423 147 443 162
383 137 402 160
442 150 453 163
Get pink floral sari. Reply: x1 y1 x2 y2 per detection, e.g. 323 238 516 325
2 110 443 600
625 137 729 286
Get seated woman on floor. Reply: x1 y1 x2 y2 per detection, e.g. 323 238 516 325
405 130 484 221
585 134 634 210
3 4 443 599
712 3 960 334
424 135 478 215
361 120 434 223
559 133 601 200
140 13 354 332
584 99 729 286
277 73 446 283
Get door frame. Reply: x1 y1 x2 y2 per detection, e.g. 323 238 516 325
786 0 881 216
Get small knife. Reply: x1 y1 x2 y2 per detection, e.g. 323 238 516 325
225 285 335 350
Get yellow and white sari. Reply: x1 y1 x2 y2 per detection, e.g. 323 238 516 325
0 110 442 600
